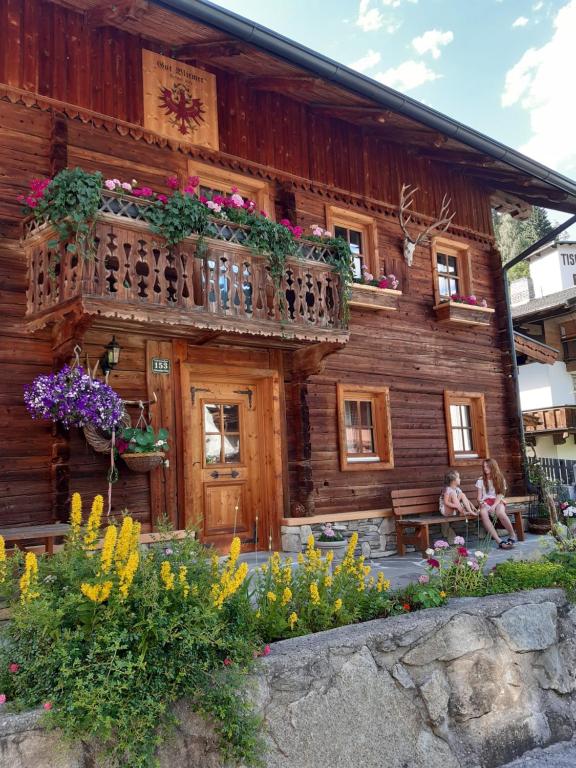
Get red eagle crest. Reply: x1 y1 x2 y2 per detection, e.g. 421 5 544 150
158 83 206 135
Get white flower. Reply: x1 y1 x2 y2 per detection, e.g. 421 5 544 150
207 200 222 213
425 548 435 556
121 182 132 191
475 550 486 559
104 179 116 190
230 193 244 208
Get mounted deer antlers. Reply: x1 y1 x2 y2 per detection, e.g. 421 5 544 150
398 184 455 266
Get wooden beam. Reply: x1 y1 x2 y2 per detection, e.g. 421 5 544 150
246 75 322 93
85 0 150 28
174 40 251 60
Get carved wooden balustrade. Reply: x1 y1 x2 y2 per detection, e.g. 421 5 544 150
23 194 348 344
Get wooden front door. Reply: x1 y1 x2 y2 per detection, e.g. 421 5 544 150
181 369 277 551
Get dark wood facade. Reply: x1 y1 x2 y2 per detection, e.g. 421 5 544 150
0 0 539 544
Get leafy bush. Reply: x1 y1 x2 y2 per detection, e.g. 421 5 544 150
0 494 262 768
252 534 430 641
144 190 211 247
424 537 489 596
118 425 169 455
484 559 576 596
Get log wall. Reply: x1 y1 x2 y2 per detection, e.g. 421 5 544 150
0 0 522 529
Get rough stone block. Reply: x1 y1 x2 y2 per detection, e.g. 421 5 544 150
493 602 557 652
281 531 302 553
403 613 493 665
420 669 450 725
298 525 313 544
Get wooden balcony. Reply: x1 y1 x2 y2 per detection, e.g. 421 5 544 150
523 406 576 436
23 194 349 346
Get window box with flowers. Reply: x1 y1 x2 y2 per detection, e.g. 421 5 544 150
434 294 495 327
349 267 402 312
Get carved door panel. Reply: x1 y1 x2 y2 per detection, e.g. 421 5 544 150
184 378 263 551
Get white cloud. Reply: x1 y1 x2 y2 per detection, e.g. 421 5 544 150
412 29 454 59
350 49 382 73
356 0 383 31
512 15 529 27
355 0 417 30
501 0 576 174
533 1 544 10
374 60 440 91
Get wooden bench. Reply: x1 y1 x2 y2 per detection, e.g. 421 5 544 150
391 486 525 556
0 523 71 555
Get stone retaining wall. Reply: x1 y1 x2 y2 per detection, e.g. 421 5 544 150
281 515 397 558
2 589 576 768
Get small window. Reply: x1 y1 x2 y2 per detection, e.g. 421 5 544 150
188 161 273 217
334 225 365 279
444 391 488 465
432 237 471 305
572 274 576 286
326 206 378 280
337 385 393 471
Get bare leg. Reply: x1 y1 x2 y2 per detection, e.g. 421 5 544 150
494 504 516 540
479 507 502 543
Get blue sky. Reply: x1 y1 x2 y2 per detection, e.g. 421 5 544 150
210 0 576 219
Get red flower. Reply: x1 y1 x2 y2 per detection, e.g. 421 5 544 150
43 701 53 711
263 644 271 656
402 603 411 612
427 558 440 568
223 657 232 666
279 218 292 228
457 547 469 556
157 194 168 204
166 175 179 190
186 175 200 189
9 663 20 674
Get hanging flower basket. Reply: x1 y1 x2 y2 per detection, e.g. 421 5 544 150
121 451 165 473
117 424 169 473
24 364 123 431
83 410 131 454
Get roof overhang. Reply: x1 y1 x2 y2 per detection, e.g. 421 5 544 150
514 332 559 364
150 0 576 214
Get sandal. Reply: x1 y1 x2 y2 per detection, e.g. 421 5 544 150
498 540 514 550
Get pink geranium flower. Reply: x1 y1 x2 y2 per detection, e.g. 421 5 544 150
263 644 271 656
453 536 465 546
166 175 179 190
223 658 232 666
43 701 53 711
0 694 6 705
9 663 20 674
433 540 449 549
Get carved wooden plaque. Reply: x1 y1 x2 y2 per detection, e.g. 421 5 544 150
142 50 219 150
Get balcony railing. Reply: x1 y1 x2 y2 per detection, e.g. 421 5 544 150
523 406 576 434
23 193 348 344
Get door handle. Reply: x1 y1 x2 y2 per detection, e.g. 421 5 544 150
210 470 240 479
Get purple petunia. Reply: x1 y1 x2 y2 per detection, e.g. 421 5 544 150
24 365 123 432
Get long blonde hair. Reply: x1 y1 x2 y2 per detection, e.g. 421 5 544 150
483 458 506 496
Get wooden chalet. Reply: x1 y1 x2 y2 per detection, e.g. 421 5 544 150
2 0 576 552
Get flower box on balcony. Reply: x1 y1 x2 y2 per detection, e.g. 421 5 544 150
433 300 494 327
23 193 349 345
349 284 402 311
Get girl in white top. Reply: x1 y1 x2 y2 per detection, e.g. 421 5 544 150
440 470 477 517
476 458 516 549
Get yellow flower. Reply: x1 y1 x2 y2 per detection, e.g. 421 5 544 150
19 552 39 603
100 525 117 575
211 558 248 609
334 565 342 576
131 520 141 551
440 591 447 599
307 534 315 550
363 565 371 576
297 553 304 565
282 565 292 585
211 554 220 577
115 517 134 568
324 576 333 588
376 572 391 593
334 598 343 612
267 591 277 603
118 550 139 599
309 582 320 604
229 536 241 565
81 581 113 604
160 560 175 591
256 610 261 619
179 566 190 598
325 550 334 564
289 612 298 630
70 492 82 539
84 495 104 550
0 535 6 583
368 577 375 588
281 587 292 605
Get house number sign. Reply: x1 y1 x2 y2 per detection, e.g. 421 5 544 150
151 358 171 374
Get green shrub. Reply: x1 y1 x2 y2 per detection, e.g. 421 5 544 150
0 493 262 768
484 559 576 596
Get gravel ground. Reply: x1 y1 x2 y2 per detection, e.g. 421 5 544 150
502 739 576 767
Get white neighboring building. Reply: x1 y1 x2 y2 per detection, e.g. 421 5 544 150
512 241 576 460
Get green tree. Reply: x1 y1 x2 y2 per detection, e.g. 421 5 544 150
494 206 553 281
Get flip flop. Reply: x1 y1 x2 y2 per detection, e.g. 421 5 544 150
498 540 514 550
